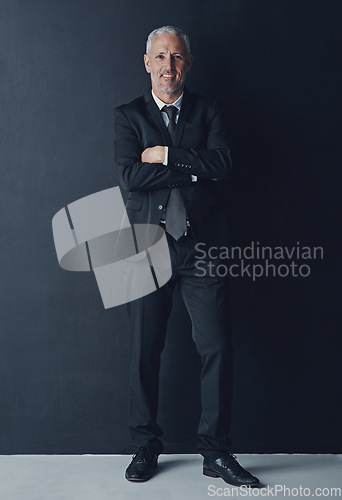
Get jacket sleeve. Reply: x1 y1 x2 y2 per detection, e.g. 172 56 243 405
114 107 193 192
167 99 232 180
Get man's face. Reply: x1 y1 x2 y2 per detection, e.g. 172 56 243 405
144 33 193 99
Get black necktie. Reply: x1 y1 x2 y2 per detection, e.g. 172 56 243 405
162 105 187 240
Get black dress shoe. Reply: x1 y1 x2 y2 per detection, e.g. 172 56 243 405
125 447 158 482
203 453 260 487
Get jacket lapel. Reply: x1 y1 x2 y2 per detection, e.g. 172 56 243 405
174 87 192 147
144 90 171 146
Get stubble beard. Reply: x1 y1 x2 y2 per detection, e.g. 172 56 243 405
151 72 185 96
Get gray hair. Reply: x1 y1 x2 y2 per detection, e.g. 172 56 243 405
145 25 191 56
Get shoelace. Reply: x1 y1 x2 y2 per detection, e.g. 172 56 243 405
131 448 154 461
131 449 144 460
221 453 238 467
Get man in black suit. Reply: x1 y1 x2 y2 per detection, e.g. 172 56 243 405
114 25 259 487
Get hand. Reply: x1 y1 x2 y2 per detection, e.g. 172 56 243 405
141 146 165 164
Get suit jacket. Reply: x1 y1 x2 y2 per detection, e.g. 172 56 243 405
114 87 232 247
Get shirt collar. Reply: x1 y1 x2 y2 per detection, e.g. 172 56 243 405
151 89 183 112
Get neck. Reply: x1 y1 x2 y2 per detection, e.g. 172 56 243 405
152 85 184 104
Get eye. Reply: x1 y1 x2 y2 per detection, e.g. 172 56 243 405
156 55 164 59
173 55 183 60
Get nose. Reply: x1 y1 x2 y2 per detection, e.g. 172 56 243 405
164 55 174 72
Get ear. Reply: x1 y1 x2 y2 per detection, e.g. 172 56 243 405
185 54 193 73
144 54 151 74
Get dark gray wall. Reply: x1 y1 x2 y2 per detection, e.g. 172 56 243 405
0 0 341 454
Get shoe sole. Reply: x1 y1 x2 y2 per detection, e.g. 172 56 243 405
203 466 260 487
125 476 153 482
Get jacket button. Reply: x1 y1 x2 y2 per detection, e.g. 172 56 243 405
158 204 163 210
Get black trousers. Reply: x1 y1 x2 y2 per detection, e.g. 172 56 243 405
126 229 233 461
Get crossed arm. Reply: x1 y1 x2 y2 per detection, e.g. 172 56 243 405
114 100 231 192
141 146 215 181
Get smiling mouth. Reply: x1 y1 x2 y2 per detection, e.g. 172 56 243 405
161 74 176 79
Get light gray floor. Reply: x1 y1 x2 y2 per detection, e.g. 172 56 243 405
0 454 341 500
